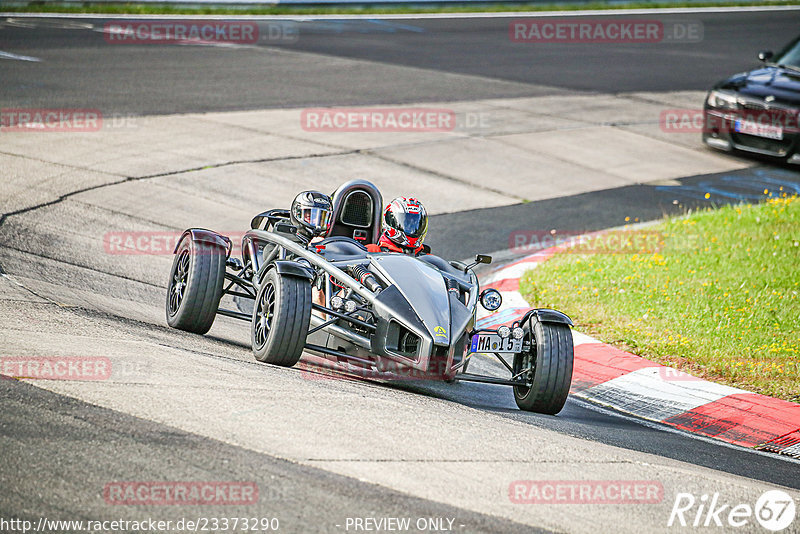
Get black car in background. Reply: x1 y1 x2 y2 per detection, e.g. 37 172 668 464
703 36 800 164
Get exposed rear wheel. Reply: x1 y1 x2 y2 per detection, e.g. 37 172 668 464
251 268 312 367
165 237 226 335
513 321 573 414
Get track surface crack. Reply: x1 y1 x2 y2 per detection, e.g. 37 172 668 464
0 149 357 229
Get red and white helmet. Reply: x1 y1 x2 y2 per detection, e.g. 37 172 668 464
382 197 428 250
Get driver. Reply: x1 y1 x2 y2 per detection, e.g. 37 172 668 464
290 190 333 240
367 197 428 256
291 191 335 315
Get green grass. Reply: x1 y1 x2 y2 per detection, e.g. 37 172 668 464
2 0 799 15
519 193 800 402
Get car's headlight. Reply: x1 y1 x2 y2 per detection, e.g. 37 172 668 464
706 90 738 110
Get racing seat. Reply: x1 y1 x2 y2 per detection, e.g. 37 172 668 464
326 180 383 245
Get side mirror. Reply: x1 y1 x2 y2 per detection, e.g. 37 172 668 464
758 50 773 62
464 254 492 273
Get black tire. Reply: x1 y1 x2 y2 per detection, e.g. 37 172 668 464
513 321 574 414
251 268 312 367
165 237 226 335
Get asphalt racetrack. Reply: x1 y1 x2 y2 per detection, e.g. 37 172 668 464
2 10 800 113
2 8 800 534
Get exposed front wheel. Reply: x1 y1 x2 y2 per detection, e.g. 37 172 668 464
513 321 573 414
251 268 312 367
165 237 226 334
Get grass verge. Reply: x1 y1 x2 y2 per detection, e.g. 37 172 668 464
519 193 799 402
1 0 799 16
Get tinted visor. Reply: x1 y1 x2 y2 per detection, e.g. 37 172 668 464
301 207 332 232
389 210 427 238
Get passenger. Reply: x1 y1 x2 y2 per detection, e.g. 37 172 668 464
366 197 429 256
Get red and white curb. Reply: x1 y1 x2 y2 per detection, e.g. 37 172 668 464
476 246 800 459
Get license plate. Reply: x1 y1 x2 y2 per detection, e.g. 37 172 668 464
734 118 783 140
470 334 522 353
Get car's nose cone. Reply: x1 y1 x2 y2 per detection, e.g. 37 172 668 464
370 255 451 346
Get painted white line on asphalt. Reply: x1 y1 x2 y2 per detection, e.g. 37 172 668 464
0 50 41 62
578 366 748 421
482 250 550 285
483 260 544 285
2 5 799 20
573 396 800 466
499 290 529 309
3 17 93 29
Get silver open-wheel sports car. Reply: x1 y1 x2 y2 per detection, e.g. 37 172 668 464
165 180 574 414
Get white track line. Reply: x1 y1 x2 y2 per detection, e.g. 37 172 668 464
574 396 800 466
0 50 41 62
578 367 749 421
